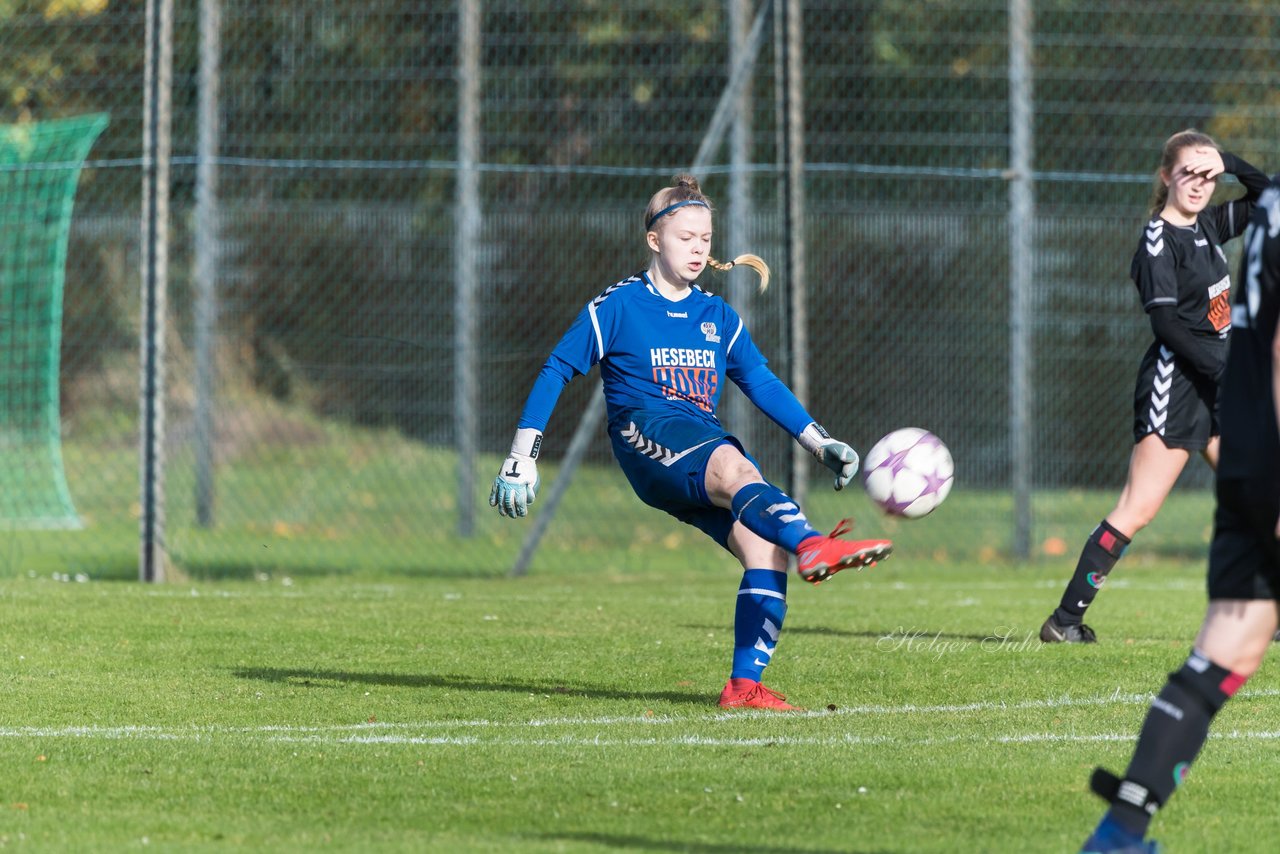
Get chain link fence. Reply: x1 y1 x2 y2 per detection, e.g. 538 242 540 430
1 0 1277 580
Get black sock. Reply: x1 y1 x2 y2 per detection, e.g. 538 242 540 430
1110 650 1242 837
1054 519 1130 625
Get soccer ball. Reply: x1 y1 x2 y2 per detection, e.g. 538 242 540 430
862 428 954 519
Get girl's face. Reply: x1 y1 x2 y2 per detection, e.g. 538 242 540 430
1164 146 1217 218
648 205 712 284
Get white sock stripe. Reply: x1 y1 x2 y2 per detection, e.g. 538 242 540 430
762 618 780 640
733 493 761 519
737 587 786 601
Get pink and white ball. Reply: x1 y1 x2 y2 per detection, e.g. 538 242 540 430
862 428 954 519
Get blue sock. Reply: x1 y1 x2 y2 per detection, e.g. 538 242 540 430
730 482 819 554
1084 812 1147 851
731 568 788 681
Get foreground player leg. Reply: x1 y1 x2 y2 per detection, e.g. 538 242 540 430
1081 600 1274 853
1045 436 1187 644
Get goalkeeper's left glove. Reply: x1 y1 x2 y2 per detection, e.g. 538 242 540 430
798 422 859 491
489 428 543 518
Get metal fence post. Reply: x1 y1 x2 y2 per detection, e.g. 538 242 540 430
194 0 221 528
1008 0 1035 559
140 0 174 581
455 0 482 538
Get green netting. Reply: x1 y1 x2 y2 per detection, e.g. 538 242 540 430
0 114 108 529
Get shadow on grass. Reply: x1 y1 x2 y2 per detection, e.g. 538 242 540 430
530 832 888 854
232 667 709 705
681 623 998 643
785 625 1002 643
1 564 506 584
180 561 507 582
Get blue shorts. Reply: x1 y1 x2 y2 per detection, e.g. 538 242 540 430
608 409 761 550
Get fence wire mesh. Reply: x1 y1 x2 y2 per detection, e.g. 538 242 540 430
1 0 1277 579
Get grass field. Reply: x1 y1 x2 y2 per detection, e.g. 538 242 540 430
4 512 1280 851
0 418 1260 851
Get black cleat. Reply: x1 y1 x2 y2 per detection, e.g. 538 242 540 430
1040 613 1097 644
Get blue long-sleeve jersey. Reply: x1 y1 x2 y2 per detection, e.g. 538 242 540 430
518 271 814 438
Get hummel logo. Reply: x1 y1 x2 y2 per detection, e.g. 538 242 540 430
1195 238 1208 247
1146 238 1164 256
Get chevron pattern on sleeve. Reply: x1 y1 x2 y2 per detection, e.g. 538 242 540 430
1145 219 1164 257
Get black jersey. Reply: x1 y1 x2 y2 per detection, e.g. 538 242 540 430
1130 203 1243 354
1129 153 1271 381
1218 182 1280 482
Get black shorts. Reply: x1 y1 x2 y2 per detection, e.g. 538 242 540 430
1207 478 1280 601
1132 342 1218 450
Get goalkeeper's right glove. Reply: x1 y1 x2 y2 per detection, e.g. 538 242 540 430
489 428 542 518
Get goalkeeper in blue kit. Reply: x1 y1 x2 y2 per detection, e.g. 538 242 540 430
489 174 892 711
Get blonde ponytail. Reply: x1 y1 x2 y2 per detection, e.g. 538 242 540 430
708 253 770 293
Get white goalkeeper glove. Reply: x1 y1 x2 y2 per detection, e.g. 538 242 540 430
489 428 542 518
798 422 860 491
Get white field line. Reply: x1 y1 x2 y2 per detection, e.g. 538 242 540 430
3 726 1280 750
123 577 1206 597
268 730 1280 748
871 578 1204 592
3 688 1280 745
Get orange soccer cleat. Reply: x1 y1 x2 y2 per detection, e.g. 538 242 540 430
718 678 802 711
795 518 893 584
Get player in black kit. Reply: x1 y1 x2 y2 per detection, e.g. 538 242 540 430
1077 175 1280 854
1042 130 1270 644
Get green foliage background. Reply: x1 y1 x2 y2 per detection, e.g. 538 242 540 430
0 1 1275 572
